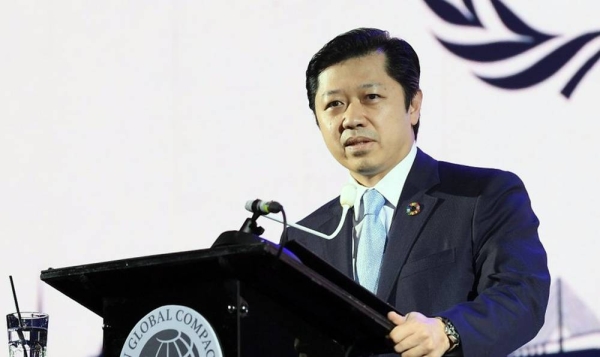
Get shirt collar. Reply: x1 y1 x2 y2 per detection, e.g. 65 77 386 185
350 143 418 220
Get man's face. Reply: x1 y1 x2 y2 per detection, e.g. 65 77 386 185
314 51 422 187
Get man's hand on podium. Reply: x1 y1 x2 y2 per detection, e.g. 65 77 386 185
387 311 450 356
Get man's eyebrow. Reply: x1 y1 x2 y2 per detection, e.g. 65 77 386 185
360 82 382 89
320 83 383 98
321 89 341 98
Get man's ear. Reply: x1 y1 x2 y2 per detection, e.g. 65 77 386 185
409 89 423 126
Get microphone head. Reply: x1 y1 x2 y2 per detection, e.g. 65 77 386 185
339 184 357 208
244 200 255 212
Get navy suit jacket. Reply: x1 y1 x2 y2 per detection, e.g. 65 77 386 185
288 149 550 357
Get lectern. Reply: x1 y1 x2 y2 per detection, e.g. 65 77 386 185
40 231 396 357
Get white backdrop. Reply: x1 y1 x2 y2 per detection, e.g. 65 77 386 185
1 1 599 355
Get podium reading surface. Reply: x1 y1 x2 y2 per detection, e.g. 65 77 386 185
40 234 396 356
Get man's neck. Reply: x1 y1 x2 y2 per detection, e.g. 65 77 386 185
351 171 390 188
350 143 418 187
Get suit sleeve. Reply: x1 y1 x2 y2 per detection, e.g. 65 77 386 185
440 172 550 357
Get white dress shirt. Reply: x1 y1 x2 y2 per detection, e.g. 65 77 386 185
350 143 418 278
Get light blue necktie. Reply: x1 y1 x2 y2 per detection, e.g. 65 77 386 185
356 189 386 293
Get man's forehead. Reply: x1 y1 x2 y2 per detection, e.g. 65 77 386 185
316 52 388 88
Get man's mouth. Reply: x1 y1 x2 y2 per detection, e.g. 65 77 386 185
344 137 374 147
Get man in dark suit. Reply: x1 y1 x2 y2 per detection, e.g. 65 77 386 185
287 28 550 356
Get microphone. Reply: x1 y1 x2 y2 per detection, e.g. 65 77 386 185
245 199 283 214
261 184 357 240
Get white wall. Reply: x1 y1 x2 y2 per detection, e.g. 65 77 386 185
1 1 598 355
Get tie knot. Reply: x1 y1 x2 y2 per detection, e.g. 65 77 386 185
363 189 385 216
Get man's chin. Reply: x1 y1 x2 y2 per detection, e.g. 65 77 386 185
347 160 379 177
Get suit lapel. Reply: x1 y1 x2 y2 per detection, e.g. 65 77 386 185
377 149 441 300
328 208 354 277
319 203 355 278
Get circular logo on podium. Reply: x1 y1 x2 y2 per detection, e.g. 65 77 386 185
120 305 223 357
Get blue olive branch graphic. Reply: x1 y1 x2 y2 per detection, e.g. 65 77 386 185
424 0 482 27
425 0 600 98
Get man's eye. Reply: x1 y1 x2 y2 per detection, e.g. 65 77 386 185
325 100 343 109
366 94 380 100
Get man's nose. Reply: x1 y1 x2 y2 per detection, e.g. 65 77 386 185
342 102 367 129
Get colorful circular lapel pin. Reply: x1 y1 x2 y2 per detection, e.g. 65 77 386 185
406 202 421 216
